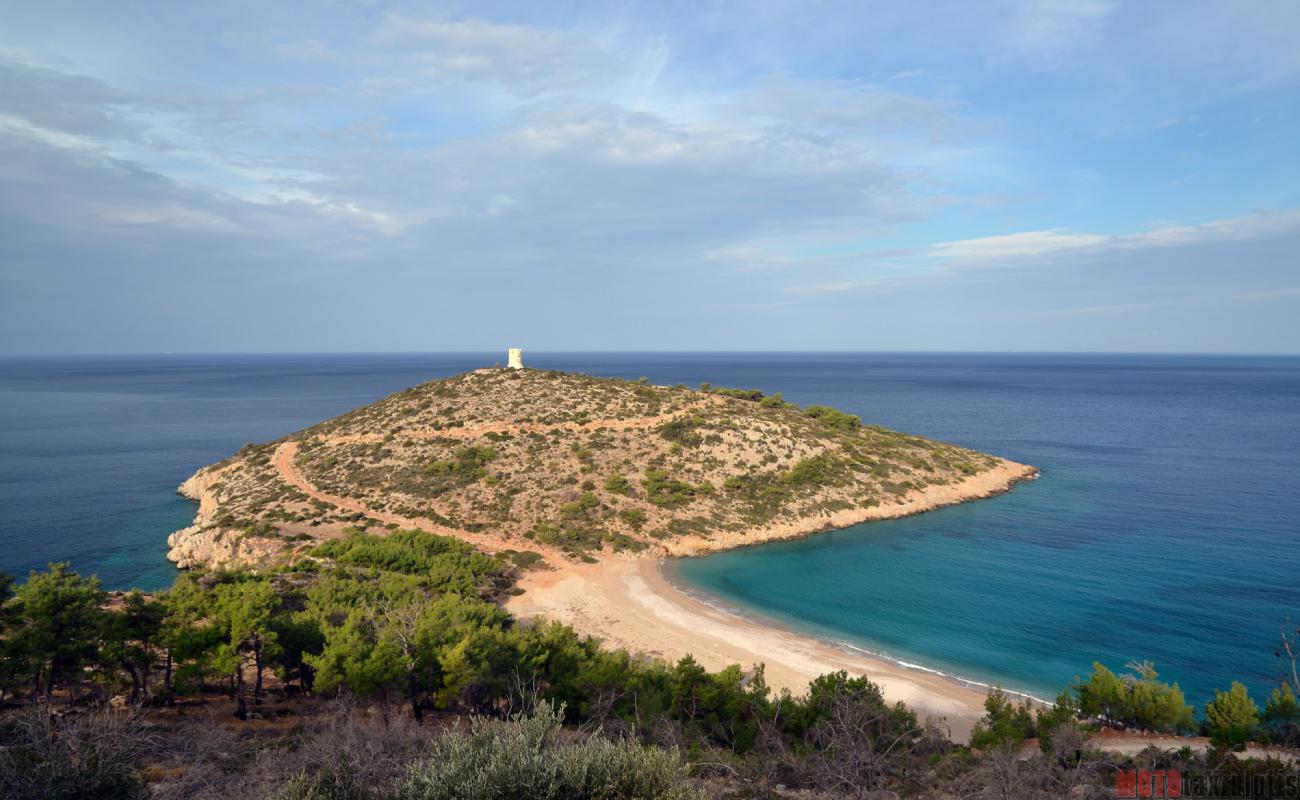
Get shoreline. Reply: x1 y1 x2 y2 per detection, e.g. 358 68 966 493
658 558 1053 709
508 556 1006 743
661 458 1038 557
166 398 1041 742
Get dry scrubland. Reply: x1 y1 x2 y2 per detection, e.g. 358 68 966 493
169 368 1033 570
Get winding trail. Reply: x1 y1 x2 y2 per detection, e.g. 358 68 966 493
273 441 547 556
270 401 717 558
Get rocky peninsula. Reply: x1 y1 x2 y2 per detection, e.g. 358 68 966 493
168 367 1035 572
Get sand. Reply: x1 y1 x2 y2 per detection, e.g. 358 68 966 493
508 557 998 743
266 416 1041 744
498 458 1039 745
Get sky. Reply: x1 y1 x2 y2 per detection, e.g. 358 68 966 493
1 1 1298 354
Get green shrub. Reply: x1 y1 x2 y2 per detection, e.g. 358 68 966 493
529 522 605 558
1205 681 1261 750
1263 684 1300 747
500 549 546 571
424 446 496 479
708 386 764 402
604 532 647 553
1034 689 1081 754
781 454 842 486
603 474 632 495
657 419 703 448
560 492 601 519
969 689 1035 750
619 507 647 529
641 470 698 507
803 405 862 431
1073 661 1195 733
760 392 796 409
395 704 702 800
312 529 505 593
274 771 376 800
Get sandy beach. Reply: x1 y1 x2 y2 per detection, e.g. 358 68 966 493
503 457 1040 745
508 557 996 743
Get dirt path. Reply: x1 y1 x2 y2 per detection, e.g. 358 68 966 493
315 399 718 446
272 401 718 558
1082 730 1298 761
273 441 566 558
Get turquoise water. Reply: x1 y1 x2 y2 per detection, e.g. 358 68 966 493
1 353 1297 707
671 354 1300 708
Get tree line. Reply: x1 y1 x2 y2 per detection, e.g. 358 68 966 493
1 527 1299 798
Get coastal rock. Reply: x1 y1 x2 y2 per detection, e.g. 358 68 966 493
166 523 284 570
167 465 283 569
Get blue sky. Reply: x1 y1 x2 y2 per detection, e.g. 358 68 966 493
1 1 1298 353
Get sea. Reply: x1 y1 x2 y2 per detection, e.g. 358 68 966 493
1 352 1297 708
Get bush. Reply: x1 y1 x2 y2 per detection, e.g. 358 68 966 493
1034 689 1081 754
1205 681 1260 750
1263 683 1300 747
970 689 1035 750
312 529 506 594
781 454 842 486
708 387 764 402
769 671 930 796
274 771 375 800
603 474 632 495
1074 661 1195 733
395 704 702 800
803 405 861 431
641 470 698 507
657 419 702 448
618 507 647 530
0 706 148 800
421 446 497 487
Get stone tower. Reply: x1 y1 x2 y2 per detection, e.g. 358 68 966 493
507 348 523 369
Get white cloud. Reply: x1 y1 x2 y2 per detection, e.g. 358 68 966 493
930 229 1107 264
368 14 611 94
928 209 1300 267
777 209 1300 295
785 279 882 295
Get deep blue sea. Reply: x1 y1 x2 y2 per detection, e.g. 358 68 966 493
1 353 1297 708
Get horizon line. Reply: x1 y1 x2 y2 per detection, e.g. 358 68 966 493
3 349 1299 358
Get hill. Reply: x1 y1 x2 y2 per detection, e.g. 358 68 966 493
167 367 1036 570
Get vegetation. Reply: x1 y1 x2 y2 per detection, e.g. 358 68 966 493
394 704 702 800
603 473 632 495
641 469 701 507
1205 681 1261 750
180 368 1014 568
5 353 1295 796
969 689 1036 750
1073 660 1196 733
802 405 862 431
0 544 1298 797
781 454 843 487
1262 683 1300 749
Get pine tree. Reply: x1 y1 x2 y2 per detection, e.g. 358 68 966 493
1205 681 1260 750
